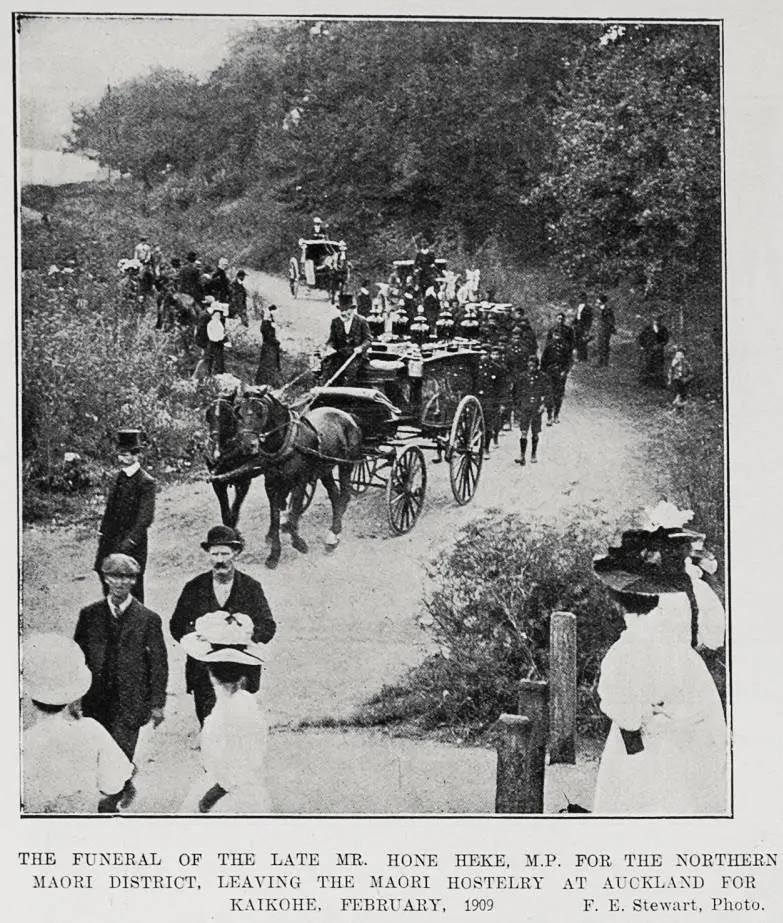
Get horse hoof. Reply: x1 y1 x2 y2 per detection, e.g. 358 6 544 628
265 556 279 570
292 536 309 554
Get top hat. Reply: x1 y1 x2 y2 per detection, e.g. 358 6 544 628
338 293 355 309
116 428 145 453
187 251 198 262
180 611 264 667
201 524 244 551
25 633 92 705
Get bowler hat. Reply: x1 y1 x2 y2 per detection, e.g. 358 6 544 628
201 524 244 551
101 553 141 577
25 633 92 705
116 428 145 453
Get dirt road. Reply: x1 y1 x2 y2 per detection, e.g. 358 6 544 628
21 273 665 812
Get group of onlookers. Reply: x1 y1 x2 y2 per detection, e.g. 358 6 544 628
23 424 276 814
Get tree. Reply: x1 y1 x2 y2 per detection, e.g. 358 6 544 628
67 69 203 186
527 24 722 300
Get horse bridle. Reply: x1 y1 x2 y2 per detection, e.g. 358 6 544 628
241 393 299 463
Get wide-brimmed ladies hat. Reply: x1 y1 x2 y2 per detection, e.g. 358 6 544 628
593 502 702 595
25 633 92 705
201 524 244 551
180 611 263 667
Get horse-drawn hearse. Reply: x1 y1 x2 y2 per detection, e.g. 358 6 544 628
288 238 351 303
206 337 486 567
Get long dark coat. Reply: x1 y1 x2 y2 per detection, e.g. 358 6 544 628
169 570 277 695
255 319 282 386
74 597 168 757
95 468 156 574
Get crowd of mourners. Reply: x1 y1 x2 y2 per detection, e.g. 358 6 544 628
22 227 717 816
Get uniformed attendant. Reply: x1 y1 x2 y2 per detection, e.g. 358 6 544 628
541 329 573 425
95 429 156 603
546 311 576 354
517 317 539 358
477 345 507 456
514 355 551 466
505 328 528 424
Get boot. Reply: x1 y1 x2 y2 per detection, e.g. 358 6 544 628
515 437 527 465
531 436 539 463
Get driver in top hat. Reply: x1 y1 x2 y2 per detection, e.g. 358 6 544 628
323 293 372 386
95 429 156 603
169 525 277 726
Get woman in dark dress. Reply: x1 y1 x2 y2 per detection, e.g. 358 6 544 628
254 305 281 386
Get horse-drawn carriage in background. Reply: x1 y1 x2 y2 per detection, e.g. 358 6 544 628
288 238 351 303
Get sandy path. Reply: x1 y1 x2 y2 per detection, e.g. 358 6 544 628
21 275 661 812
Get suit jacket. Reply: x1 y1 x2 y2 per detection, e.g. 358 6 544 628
169 570 277 692
178 262 204 302
95 467 156 573
326 315 372 354
75 598 168 728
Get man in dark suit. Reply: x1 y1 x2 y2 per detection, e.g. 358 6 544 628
170 525 277 726
76 553 168 810
323 293 372 385
95 429 156 603
178 251 204 306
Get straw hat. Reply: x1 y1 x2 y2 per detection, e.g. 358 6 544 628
25 633 92 705
180 611 264 667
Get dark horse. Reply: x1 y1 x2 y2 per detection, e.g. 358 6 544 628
209 386 363 569
205 396 254 529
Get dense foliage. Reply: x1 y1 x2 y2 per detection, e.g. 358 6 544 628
66 20 722 307
528 24 721 299
358 514 624 739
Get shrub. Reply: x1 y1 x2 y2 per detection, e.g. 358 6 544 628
363 512 623 739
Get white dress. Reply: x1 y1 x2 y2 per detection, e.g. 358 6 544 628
594 591 727 816
181 688 271 814
23 713 133 813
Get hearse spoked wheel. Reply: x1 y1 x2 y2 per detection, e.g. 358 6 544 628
448 395 485 505
386 445 427 535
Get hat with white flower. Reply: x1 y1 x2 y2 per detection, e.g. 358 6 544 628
593 502 700 595
180 611 263 667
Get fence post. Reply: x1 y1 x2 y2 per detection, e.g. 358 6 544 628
494 714 533 813
549 611 577 765
517 679 549 813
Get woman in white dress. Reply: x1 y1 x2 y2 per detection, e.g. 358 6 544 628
592 504 727 816
23 633 133 813
180 612 271 814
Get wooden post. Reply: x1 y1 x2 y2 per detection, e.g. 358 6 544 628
494 714 533 813
518 679 548 813
549 611 577 765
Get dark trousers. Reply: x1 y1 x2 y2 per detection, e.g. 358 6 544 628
597 335 612 366
86 699 143 761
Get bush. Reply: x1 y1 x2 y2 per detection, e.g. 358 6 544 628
362 513 622 740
